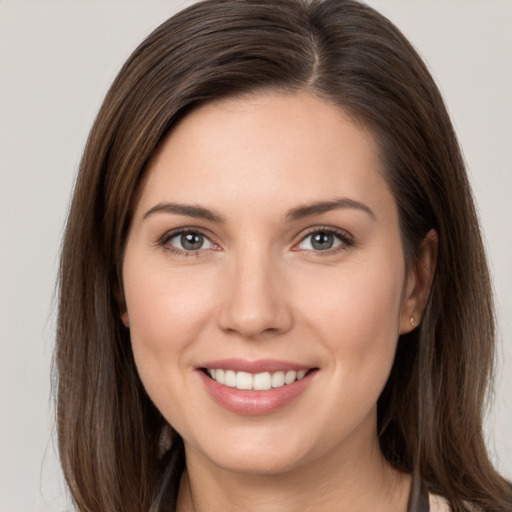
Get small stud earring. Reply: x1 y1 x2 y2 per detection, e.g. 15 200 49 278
409 317 415 327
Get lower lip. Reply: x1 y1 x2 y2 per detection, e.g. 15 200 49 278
198 370 316 415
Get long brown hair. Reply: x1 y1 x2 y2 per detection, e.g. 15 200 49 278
55 1 512 511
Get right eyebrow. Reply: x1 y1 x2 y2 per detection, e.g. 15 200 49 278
142 202 226 223
286 197 375 222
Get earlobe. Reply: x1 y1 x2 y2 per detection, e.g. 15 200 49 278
121 311 130 328
399 229 438 334
114 280 130 328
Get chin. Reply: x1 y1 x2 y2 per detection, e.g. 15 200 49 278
210 449 307 476
187 427 313 476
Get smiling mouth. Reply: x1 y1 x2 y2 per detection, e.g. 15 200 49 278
202 368 314 391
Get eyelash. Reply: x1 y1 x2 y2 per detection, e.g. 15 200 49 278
296 226 354 256
158 229 218 258
158 226 354 258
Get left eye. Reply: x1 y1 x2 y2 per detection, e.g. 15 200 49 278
298 230 345 251
166 231 214 251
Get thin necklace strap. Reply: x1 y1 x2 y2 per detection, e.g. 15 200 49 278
407 477 430 512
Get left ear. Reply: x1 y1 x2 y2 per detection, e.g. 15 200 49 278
114 279 130 328
399 229 438 334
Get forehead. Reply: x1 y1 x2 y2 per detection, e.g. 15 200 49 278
135 91 392 220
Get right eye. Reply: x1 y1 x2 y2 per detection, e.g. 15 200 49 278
162 230 215 254
297 230 344 251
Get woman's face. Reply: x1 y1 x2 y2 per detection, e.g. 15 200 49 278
122 91 424 475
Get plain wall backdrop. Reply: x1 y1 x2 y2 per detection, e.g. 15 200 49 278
0 1 510 511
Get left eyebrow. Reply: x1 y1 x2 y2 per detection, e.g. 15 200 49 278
286 198 375 222
142 202 226 223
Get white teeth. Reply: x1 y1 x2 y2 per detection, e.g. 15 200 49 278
225 370 236 387
215 369 225 385
253 372 272 390
236 371 253 390
284 370 297 384
271 371 285 388
206 368 309 390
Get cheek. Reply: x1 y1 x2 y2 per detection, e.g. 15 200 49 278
302 256 403 331
297 255 404 384
122 261 221 431
122 257 217 383
301 262 404 439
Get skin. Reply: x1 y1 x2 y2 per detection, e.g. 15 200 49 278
122 91 436 512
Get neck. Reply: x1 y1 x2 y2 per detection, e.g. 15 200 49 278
176 425 411 512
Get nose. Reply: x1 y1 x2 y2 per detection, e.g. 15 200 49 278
217 249 293 339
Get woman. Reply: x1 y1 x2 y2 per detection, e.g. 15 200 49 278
55 1 512 511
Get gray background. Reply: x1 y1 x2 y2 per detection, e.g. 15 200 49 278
1 1 510 511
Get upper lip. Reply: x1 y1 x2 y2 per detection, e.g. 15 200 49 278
198 358 314 373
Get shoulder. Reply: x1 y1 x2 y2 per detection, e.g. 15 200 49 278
429 493 451 512
429 493 481 512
